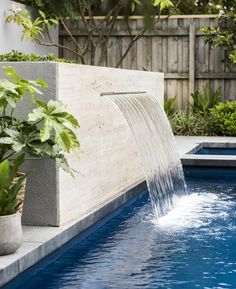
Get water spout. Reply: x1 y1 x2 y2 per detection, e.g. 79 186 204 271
107 93 187 219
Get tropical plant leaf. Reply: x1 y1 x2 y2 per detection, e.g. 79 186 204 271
3 66 21 82
12 154 25 176
164 96 176 116
0 66 80 178
28 100 80 152
190 81 221 115
0 160 11 190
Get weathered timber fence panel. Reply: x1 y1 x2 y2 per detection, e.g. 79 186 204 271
59 15 236 109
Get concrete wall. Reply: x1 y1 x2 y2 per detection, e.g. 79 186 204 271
0 62 164 226
0 0 58 56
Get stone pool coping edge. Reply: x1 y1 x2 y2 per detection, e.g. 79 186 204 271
175 136 236 167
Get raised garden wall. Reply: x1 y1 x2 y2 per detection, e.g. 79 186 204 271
0 62 164 226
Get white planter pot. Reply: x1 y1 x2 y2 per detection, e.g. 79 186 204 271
0 213 23 255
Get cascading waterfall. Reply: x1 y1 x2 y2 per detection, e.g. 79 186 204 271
107 93 187 219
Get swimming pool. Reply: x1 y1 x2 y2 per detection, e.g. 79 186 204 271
187 142 236 156
4 171 236 289
196 147 236 155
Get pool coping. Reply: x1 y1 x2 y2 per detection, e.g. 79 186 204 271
176 136 236 167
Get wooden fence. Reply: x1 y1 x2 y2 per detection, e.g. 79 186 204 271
59 15 236 110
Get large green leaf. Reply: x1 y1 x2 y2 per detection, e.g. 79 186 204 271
0 79 18 93
28 100 80 152
0 66 79 177
40 118 53 141
3 66 21 82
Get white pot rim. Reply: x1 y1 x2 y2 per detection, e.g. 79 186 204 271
0 212 21 219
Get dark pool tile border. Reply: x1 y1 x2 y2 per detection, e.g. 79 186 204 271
0 181 146 288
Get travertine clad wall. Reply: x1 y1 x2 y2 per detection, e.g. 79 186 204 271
0 63 164 226
58 64 164 225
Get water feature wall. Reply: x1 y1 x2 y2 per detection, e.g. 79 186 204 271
0 63 164 226
108 93 187 218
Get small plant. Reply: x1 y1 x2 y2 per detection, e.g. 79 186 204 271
0 66 80 175
169 110 219 136
0 155 26 216
210 101 236 136
164 96 176 116
0 50 78 64
191 82 221 115
169 111 202 136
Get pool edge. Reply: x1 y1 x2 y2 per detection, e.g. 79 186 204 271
0 180 146 288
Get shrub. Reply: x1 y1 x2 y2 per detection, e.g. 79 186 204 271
169 111 220 136
164 96 176 116
0 50 78 64
210 101 236 136
190 81 221 115
170 111 203 136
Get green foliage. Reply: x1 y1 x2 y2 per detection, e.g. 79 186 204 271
169 111 220 136
0 50 78 64
164 96 176 116
6 7 57 41
229 50 236 64
202 1 236 66
0 155 26 216
15 0 224 16
10 0 175 27
15 0 174 18
28 100 80 152
191 82 221 115
7 1 174 65
168 0 223 15
0 66 80 175
169 111 202 136
210 101 236 136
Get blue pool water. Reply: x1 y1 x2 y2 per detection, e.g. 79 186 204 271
195 147 236 155
5 176 236 289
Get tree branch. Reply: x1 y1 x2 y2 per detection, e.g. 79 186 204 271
59 16 83 53
35 39 85 64
115 27 146 68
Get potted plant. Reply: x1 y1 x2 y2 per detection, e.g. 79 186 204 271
0 65 80 251
0 155 26 255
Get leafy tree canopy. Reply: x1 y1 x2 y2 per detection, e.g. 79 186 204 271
203 0 236 65
15 0 229 16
